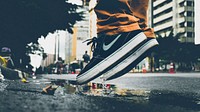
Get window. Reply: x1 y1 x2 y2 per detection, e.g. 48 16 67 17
187 11 193 16
187 1 193 6
187 32 193 37
187 22 193 27
179 22 185 27
179 1 185 7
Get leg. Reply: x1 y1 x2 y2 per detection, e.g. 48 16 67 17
94 0 155 38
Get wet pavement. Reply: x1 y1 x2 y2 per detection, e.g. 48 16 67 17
1 73 200 112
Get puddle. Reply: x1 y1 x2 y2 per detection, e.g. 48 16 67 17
43 80 150 99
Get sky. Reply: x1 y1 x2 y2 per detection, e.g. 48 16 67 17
30 31 66 69
38 31 66 58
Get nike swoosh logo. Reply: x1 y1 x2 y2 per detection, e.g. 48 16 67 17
103 34 122 51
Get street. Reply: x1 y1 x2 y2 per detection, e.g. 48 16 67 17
1 73 200 112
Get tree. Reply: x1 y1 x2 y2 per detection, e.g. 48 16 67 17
0 0 84 68
175 43 200 71
154 30 200 72
151 31 179 71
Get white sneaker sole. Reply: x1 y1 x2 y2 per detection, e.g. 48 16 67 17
102 39 159 80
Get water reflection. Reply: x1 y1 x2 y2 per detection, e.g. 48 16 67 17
41 80 200 111
43 80 150 98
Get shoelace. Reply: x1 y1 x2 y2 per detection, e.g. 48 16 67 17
83 37 99 52
83 37 105 59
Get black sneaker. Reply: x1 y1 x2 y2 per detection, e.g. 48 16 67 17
102 38 158 80
77 30 155 85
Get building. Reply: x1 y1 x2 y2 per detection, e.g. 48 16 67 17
65 1 90 64
89 0 97 39
195 0 200 45
41 54 55 67
153 0 195 43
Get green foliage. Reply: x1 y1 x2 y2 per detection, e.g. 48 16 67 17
154 30 200 71
155 31 180 63
26 43 44 55
0 0 84 68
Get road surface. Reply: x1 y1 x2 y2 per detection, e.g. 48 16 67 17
0 73 200 112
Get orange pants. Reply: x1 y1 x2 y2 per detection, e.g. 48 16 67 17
94 0 155 38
